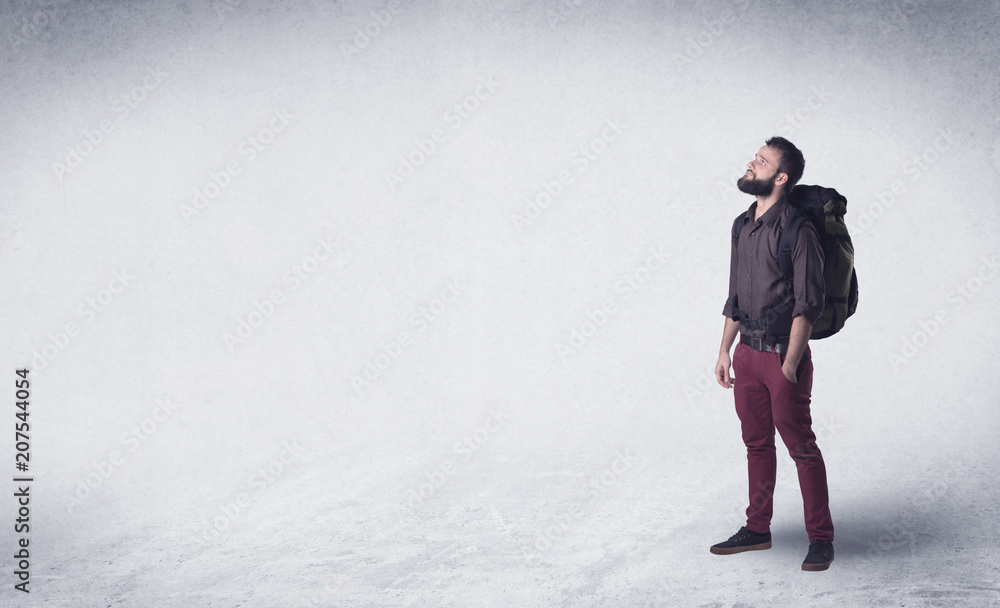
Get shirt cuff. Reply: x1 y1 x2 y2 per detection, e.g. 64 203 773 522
722 298 735 318
792 305 823 327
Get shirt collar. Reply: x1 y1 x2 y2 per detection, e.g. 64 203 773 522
745 195 789 228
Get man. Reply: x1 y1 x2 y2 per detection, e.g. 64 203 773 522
712 136 835 571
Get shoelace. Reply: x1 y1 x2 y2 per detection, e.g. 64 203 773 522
806 541 832 558
729 529 755 543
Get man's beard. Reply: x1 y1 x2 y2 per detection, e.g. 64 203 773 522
737 172 778 196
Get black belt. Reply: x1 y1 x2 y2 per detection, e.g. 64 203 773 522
741 334 788 354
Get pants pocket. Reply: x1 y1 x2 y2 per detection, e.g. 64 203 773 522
778 350 809 383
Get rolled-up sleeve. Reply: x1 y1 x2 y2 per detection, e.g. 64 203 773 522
791 221 825 325
721 219 739 318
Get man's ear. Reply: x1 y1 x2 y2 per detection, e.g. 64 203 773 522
774 172 788 187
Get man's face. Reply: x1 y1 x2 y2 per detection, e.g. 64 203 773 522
736 145 784 196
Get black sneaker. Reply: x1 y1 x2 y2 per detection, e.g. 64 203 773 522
801 540 834 571
710 526 772 555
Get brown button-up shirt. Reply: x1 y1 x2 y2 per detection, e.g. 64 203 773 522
721 196 826 340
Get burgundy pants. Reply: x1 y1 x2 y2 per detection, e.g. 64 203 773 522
732 340 834 542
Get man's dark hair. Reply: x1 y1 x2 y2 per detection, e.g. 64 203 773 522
765 136 805 192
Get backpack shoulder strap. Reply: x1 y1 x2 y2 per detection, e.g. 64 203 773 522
781 186 828 283
778 210 808 283
732 211 747 243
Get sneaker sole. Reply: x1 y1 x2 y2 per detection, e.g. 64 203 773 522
710 541 771 555
801 557 834 571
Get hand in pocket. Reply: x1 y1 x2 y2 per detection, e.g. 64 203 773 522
780 351 807 384
781 359 798 384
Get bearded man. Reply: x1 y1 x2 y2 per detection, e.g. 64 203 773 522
713 136 835 572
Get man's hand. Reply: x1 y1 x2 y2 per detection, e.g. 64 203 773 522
781 359 798 384
716 352 735 388
781 316 812 385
